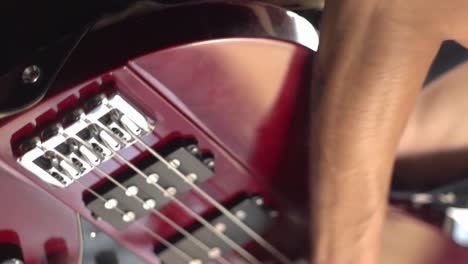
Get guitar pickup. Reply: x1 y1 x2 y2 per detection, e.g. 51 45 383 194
155 197 274 264
16 93 153 188
84 141 215 229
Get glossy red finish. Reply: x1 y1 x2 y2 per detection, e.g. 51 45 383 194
0 164 80 264
0 38 312 263
0 37 462 264
129 38 313 205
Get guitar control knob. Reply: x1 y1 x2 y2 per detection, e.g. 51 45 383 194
0 242 24 264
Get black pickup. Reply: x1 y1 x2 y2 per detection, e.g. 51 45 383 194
155 197 274 264
84 140 214 229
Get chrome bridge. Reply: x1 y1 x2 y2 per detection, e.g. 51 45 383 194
17 93 153 188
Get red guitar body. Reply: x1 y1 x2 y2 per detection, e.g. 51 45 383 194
0 1 462 264
0 2 314 263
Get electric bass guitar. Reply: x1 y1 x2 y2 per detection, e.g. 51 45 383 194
0 1 318 263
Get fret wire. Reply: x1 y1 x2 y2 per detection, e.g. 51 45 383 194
82 121 257 264
119 120 294 264
37 145 193 263
61 132 231 264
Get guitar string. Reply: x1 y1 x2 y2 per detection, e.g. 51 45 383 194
74 180 195 263
56 133 232 264
82 119 261 264
36 145 194 264
96 131 261 264
117 116 294 264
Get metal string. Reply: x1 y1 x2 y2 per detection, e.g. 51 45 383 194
36 145 195 264
99 134 261 264
58 133 232 264
80 120 260 264
118 118 294 264
75 180 196 263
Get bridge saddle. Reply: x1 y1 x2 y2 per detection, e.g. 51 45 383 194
17 93 153 188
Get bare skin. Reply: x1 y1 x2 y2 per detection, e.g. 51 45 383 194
381 207 468 264
396 61 468 189
310 0 468 263
385 61 468 264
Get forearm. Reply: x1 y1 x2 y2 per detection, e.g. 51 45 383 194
310 1 439 263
